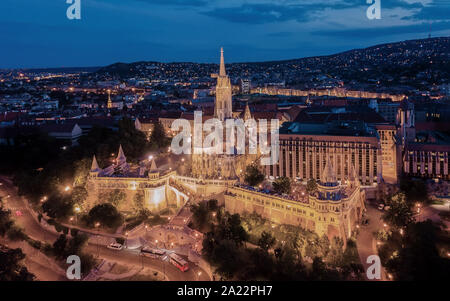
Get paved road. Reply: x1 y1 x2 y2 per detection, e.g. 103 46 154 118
356 200 388 281
86 245 210 281
0 175 210 281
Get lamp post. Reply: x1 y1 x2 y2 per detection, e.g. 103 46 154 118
74 206 81 224
95 222 100 258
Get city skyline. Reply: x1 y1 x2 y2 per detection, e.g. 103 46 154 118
1 0 449 68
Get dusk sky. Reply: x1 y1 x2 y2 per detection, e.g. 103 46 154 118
1 0 449 68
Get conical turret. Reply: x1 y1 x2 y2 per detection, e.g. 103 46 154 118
243 102 252 121
116 145 126 165
320 158 337 185
90 155 100 172
149 158 158 173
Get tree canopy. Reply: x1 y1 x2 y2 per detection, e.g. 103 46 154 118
272 177 291 194
244 164 265 187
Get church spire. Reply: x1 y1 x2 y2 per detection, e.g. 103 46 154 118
219 47 226 77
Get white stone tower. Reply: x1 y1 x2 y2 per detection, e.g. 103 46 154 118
213 47 233 121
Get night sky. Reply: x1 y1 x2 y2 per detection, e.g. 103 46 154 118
1 0 449 68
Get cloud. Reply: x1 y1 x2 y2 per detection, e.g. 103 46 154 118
402 1 450 21
312 20 450 38
135 0 208 7
266 31 294 37
201 2 338 24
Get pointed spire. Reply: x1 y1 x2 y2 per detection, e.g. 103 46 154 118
149 159 158 173
116 145 126 164
107 89 112 109
320 157 337 184
243 102 252 121
219 47 226 77
91 155 100 172
348 164 359 186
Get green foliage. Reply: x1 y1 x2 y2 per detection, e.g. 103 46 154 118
6 225 27 241
71 186 88 205
84 203 123 229
383 192 414 229
257 231 276 252
399 176 428 203
0 247 35 281
306 179 318 194
149 121 168 150
244 164 265 186
70 228 79 237
117 118 149 160
379 220 450 280
0 204 14 237
132 191 144 212
272 177 291 194
100 189 126 208
52 234 68 259
73 158 91 187
190 202 212 232
42 194 74 220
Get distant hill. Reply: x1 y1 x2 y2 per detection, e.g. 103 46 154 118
94 37 449 88
13 66 102 74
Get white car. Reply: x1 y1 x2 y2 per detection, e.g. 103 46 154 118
107 243 123 251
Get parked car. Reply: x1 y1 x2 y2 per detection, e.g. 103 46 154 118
107 243 123 251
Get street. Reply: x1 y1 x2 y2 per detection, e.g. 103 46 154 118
0 175 210 281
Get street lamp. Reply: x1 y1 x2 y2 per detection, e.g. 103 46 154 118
74 206 81 224
197 270 202 281
95 222 100 258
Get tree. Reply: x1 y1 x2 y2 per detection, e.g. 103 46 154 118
399 176 428 203
306 179 318 194
101 189 126 208
73 158 91 187
118 117 149 160
258 231 276 252
42 194 74 220
273 177 291 194
383 221 450 280
71 186 88 205
0 247 35 281
0 204 13 237
383 192 414 229
244 164 265 186
190 202 211 232
133 191 145 212
52 234 68 259
85 203 123 228
149 121 168 149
